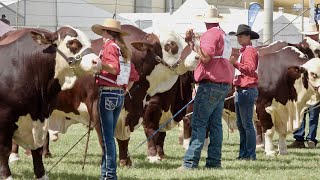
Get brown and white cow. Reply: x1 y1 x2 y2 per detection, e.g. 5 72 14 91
0 26 101 180
34 25 198 166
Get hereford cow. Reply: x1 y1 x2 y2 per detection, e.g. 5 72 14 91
24 25 198 167
0 26 101 180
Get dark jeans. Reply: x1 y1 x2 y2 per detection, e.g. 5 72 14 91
235 87 258 160
183 82 231 168
293 104 320 144
98 88 124 180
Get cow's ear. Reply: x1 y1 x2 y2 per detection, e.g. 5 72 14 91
30 31 57 45
131 41 154 51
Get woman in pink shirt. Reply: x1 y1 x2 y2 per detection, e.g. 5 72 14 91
91 19 139 180
230 24 259 161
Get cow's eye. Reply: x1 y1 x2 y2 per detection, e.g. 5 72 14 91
311 72 318 79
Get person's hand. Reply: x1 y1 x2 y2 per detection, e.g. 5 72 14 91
185 29 194 43
229 56 237 65
199 48 210 63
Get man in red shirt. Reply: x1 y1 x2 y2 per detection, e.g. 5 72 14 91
178 5 233 170
230 24 259 160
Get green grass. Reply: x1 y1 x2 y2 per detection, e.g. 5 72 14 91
9 121 320 180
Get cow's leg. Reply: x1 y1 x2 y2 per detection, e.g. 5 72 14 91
42 133 52 158
182 116 192 150
255 120 264 149
278 133 288 155
264 127 276 156
117 138 132 167
31 147 48 179
9 141 20 163
144 127 160 163
0 132 13 179
156 132 166 160
143 97 161 163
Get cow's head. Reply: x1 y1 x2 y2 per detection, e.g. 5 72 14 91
156 30 199 74
288 58 320 105
30 26 101 90
303 37 320 59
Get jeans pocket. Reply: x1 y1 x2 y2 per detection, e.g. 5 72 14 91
105 97 118 111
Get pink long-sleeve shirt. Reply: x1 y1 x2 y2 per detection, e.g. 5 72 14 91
233 44 259 88
194 27 234 84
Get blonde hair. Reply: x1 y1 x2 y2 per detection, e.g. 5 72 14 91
107 30 131 63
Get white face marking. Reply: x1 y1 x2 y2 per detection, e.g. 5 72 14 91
54 26 101 91
13 114 48 150
157 29 199 74
146 64 179 96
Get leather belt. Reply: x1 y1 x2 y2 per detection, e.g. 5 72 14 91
198 79 229 85
99 86 124 91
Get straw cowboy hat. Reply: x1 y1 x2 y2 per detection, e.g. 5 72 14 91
195 5 223 23
235 24 260 39
299 23 319 35
91 18 130 36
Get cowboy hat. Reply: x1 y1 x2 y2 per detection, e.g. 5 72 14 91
91 18 130 36
195 5 223 23
235 24 259 39
299 23 319 35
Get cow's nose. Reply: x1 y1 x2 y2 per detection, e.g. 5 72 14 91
92 58 98 65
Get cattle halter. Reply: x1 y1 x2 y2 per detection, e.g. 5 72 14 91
155 55 182 69
56 48 94 65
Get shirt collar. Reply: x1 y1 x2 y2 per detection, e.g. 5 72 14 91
240 42 253 52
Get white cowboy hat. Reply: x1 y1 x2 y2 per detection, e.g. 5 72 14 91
91 18 130 36
299 23 319 35
195 5 223 23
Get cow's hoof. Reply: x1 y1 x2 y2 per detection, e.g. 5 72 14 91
5 175 13 180
119 157 133 168
119 160 127 167
147 156 161 163
159 154 166 160
265 151 277 157
9 153 20 163
256 144 264 150
51 134 59 142
278 151 288 155
25 150 32 158
43 152 52 158
37 174 49 180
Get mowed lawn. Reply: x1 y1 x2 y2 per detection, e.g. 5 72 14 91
10 120 320 180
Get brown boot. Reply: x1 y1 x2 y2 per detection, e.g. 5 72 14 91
287 140 305 148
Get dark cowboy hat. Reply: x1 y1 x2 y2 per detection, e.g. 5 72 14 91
235 24 259 39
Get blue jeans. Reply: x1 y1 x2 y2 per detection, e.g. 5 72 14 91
235 87 258 160
98 88 124 180
183 82 231 168
293 103 320 144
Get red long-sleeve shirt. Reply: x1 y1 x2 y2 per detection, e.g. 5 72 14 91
96 39 139 89
233 44 259 88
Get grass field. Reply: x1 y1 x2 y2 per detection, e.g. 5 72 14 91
9 121 320 180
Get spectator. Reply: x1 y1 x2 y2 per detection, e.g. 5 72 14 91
1 14 10 25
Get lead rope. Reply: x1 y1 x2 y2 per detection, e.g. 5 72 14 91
82 74 98 170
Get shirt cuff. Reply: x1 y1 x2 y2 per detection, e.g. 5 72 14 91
233 61 241 69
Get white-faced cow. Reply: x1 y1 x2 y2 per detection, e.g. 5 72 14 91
27 25 198 167
0 26 101 180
